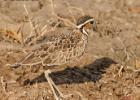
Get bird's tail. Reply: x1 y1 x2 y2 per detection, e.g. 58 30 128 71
7 52 34 68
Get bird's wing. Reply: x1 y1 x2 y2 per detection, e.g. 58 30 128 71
12 28 84 67
40 29 84 66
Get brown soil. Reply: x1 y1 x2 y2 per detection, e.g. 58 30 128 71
0 0 140 100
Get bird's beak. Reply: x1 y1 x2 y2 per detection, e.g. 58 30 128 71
93 20 98 32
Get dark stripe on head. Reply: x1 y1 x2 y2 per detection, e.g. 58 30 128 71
77 15 93 26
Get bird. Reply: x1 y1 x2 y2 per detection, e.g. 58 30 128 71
10 15 97 100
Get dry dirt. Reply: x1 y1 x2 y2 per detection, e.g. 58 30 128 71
0 0 140 100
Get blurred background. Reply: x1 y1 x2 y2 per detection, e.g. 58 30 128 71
0 0 140 100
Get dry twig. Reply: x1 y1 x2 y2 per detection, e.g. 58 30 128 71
0 77 9 96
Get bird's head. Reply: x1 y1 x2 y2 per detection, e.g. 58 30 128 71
76 15 97 35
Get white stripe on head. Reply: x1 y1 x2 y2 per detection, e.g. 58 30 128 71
76 19 95 29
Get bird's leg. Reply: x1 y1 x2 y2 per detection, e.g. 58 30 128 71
44 70 60 100
44 70 72 100
117 65 124 77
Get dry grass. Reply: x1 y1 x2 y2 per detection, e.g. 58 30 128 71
0 0 140 100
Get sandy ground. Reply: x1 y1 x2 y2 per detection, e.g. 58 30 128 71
0 0 140 100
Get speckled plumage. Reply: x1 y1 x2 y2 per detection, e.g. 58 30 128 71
12 15 96 67
10 15 96 100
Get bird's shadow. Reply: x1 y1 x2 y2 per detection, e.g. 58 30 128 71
26 57 117 85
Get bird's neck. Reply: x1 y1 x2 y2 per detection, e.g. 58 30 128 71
77 27 88 42
81 28 88 49
82 28 88 36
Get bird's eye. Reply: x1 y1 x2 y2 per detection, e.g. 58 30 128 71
90 21 93 24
